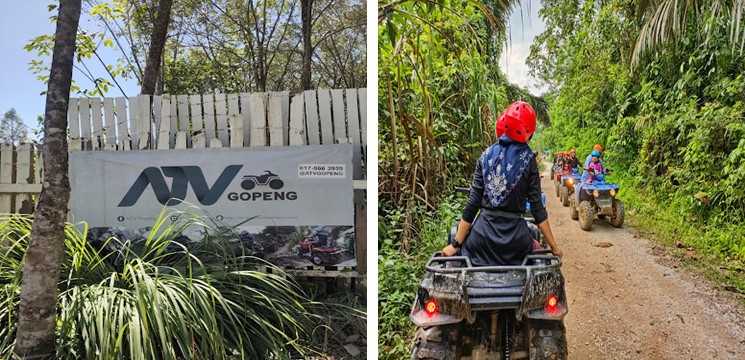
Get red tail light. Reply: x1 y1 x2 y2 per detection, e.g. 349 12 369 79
546 295 558 313
425 299 438 316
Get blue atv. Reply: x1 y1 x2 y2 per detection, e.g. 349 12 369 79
559 168 581 207
569 171 624 231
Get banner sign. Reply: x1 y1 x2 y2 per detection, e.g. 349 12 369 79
70 145 356 267
70 144 353 228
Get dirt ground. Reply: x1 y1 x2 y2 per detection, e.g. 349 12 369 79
541 164 745 359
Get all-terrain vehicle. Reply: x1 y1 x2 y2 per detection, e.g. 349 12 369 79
559 167 581 207
569 172 624 231
420 188 568 359
410 251 567 360
241 170 283 190
295 237 343 265
550 153 563 190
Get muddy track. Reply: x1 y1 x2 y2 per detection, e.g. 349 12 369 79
541 164 745 359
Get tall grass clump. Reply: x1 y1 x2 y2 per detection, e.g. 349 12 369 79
0 210 317 359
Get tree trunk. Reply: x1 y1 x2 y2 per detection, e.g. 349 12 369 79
301 0 314 90
14 0 81 357
140 0 174 95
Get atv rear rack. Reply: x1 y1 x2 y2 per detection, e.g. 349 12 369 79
424 250 562 314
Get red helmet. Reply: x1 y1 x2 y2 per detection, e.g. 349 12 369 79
500 101 536 143
495 110 506 137
593 144 603 153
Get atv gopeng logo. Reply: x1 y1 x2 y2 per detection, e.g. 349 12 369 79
228 170 297 201
117 166 296 207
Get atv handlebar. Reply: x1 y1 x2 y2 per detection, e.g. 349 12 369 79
454 186 471 194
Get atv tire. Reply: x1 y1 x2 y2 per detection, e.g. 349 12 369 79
578 200 594 231
569 195 579 220
611 199 625 228
241 180 256 190
554 180 560 197
269 178 284 189
311 254 325 265
560 186 570 207
529 320 568 360
411 327 456 360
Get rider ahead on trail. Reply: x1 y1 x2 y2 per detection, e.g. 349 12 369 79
580 144 605 184
442 101 563 265
566 149 580 171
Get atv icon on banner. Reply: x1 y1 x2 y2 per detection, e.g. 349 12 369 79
240 170 284 190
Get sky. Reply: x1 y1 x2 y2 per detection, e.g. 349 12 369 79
0 1 139 139
499 0 547 96
0 1 545 138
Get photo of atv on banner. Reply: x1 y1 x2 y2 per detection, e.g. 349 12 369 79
295 234 344 265
240 170 284 190
569 169 624 231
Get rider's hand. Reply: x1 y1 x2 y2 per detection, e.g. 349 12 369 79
441 244 459 257
551 245 564 259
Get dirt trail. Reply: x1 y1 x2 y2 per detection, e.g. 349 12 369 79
541 164 745 359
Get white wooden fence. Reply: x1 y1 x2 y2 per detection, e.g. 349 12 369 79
66 89 367 188
0 143 41 214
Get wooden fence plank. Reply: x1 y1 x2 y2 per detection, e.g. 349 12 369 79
177 94 189 132
346 89 362 151
80 99 92 150
152 95 162 132
168 95 178 148
34 144 42 187
346 89 363 204
115 97 130 150
14 143 32 213
288 93 305 146
91 98 103 150
240 93 251 146
249 94 267 147
103 98 116 150
229 115 243 147
137 94 151 150
129 96 140 149
176 132 187 149
193 132 206 148
190 94 203 132
359 88 367 146
152 95 162 148
304 91 320 145
268 94 284 146
157 97 171 150
280 91 290 145
210 138 223 148
215 93 229 146
227 93 240 146
331 89 346 142
68 98 81 151
317 89 333 144
177 94 190 148
0 143 12 213
203 94 216 144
